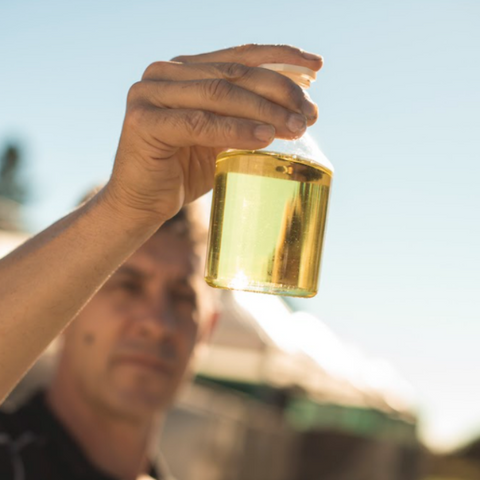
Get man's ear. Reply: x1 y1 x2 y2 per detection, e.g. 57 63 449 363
199 310 220 344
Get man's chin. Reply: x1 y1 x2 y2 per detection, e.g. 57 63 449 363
103 364 180 418
104 387 167 420
103 381 172 420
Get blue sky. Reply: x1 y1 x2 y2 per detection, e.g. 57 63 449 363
1 0 480 450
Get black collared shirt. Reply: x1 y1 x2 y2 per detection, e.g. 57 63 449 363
0 391 168 480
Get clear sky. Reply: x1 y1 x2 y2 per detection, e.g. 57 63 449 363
1 0 480 451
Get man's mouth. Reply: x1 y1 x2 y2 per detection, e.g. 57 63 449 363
114 353 174 375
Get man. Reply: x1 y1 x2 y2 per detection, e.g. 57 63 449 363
1 203 213 480
0 44 322 479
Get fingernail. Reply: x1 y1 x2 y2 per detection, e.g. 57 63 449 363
254 124 275 142
301 99 317 119
302 51 323 62
287 113 307 133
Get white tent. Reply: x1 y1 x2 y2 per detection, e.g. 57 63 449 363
197 290 416 418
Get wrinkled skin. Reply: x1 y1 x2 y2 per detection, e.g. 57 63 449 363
106 44 322 225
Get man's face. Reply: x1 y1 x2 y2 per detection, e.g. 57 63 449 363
61 229 212 420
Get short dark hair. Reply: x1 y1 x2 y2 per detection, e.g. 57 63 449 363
159 201 208 247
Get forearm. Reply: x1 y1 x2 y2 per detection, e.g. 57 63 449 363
0 188 161 402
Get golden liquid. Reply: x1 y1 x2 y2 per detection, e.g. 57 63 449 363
205 150 332 297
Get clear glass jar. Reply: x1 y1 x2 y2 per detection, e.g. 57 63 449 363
205 64 333 298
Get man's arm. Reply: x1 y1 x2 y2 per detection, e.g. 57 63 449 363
0 44 322 402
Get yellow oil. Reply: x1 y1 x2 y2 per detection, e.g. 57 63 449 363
205 150 332 297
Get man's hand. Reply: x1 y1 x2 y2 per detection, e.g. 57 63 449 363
105 44 323 225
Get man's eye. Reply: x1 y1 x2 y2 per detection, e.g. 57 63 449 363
119 281 142 294
172 291 196 305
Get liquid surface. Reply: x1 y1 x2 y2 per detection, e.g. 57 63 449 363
205 150 332 297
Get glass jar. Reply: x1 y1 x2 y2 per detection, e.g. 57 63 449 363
205 64 333 297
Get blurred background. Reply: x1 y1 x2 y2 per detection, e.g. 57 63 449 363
1 0 480 478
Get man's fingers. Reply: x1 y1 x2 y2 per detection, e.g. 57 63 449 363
128 79 308 139
127 106 276 151
141 61 318 124
171 43 323 71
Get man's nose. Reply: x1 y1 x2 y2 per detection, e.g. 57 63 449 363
131 299 178 339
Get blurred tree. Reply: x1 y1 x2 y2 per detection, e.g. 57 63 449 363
0 144 27 203
0 143 29 231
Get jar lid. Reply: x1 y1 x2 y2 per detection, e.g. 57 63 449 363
259 63 316 88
